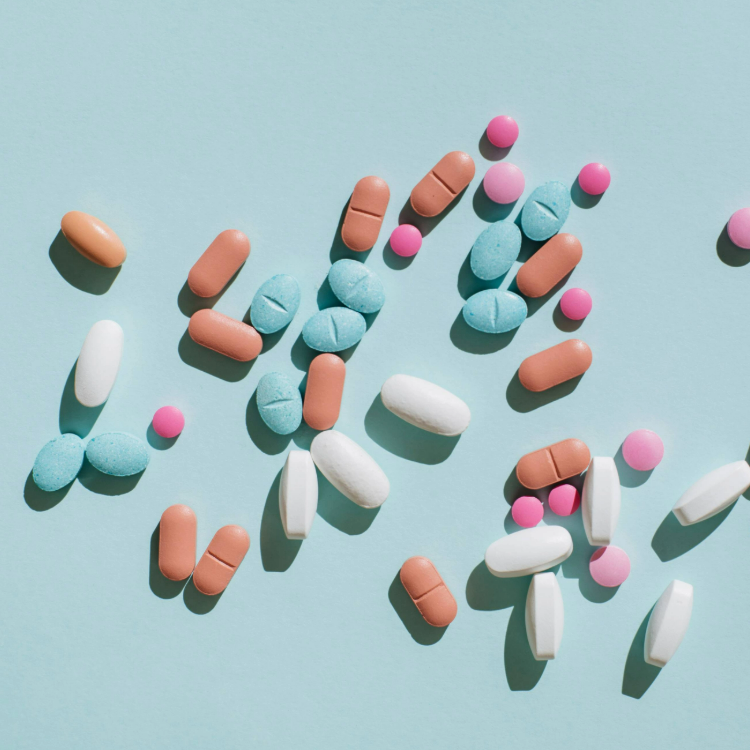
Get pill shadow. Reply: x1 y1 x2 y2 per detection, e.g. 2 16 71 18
513 213 544 263
23 470 72 512
149 524 188 599
472 181 516 223
240 307 289 354
260 469 302 572
388 572 447 645
456 249 508 301
716 224 750 267
449 311 520 355
651 504 734 562
622 607 661 698
178 329 255 382
183 577 222 614
552 302 584 333
176 272 241 318
58 361 104 437
570 177 603 210
317 277 339 310
506 371 583 413
245 390 294 456
503 466 525 506
613 444 652 488
397 189 466 239
316 471 380 535
478 130 511 161
77 457 144 495
382 240 416 271
146 423 178 451
507 274 572 318
48 230 121 295
290 331 361 373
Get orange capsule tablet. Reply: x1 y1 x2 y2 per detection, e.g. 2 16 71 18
516 439 591 490
188 309 262 361
518 339 592 392
400 556 457 628
158 504 197 581
410 151 476 217
303 354 346 431
192 525 250 596
515 233 583 298
341 176 390 252
188 230 250 298
60 211 127 268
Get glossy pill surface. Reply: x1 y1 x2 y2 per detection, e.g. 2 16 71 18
192 525 250 596
33 434 85 492
548 484 581 516
521 181 571 241
486 115 519 148
485 526 573 578
483 162 525 204
187 230 250 298
589 546 630 587
302 307 366 352
728 208 750 249
280 450 318 540
578 163 611 195
341 176 390 251
250 274 301 334
85 432 149 476
560 288 592 320
188 309 262 361
410 151 475 217
516 439 590 490
75 320 124 408
328 259 385 314
515 233 582 298
390 224 422 257
470 220 522 281
303 354 346 431
462 289 527 334
400 557 457 628
512 496 544 527
622 429 664 471
518 339 592 392
158 505 197 581
60 211 127 268
256 372 302 435
152 406 184 439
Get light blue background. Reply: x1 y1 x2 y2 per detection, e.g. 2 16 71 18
2 1 749 748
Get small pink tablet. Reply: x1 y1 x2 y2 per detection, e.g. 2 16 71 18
560 288 592 320
578 163 610 195
622 429 663 471
548 484 580 516
486 116 518 149
483 163 525 205
390 224 422 257
589 546 630 587
152 406 185 439
511 495 544 527
727 208 750 250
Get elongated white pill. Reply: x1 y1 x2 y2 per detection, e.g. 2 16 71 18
644 580 693 667
485 526 573 578
380 374 471 436
581 457 621 546
310 430 389 508
672 460 750 526
526 572 564 661
74 320 124 407
279 450 318 539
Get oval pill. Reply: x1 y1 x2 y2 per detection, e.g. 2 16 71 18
303 354 346 431
158 504 197 581
521 181 571 241
32 434 85 492
526 572 564 660
187 230 250 298
328 259 385 314
280 450 318 540
515 233 582 298
188 309 262 361
672 460 750 526
250 274 301 334
192 525 250 596
400 557 457 628
518 339 592 392
581 457 621 546
60 211 127 268
256 372 303 435
74 320 124 408
462 289 527 334
485 526 573 578
85 432 149 476
410 151 476 218
302 307 366 352
516 438 590 490
341 176 390 251
470 220 522 281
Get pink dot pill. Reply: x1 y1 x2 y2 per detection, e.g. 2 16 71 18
389 224 422 257
560 288 592 320
483 163 525 205
589 546 631 587
622 429 664 471
548 484 581 516
727 208 750 250
152 406 185 439
578 163 611 195
486 116 519 148
511 495 544 527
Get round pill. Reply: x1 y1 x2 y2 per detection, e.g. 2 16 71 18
622 429 664 471
727 208 750 249
578 163 611 195
486 115 518 148
589 546 631 587
152 406 185 439
548 484 581 516
390 224 422 257
511 495 544 528
483 163 525 205
560 288 592 320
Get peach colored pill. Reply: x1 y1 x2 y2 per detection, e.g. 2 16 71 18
303 353 346 431
60 211 127 268
515 234 582 298
517 439 591 490
400 556 457 628
518 339 592 392
188 309 262 362
341 176 390 252
158 504 197 581
187 230 250 298
410 151 476 218
192 525 250 596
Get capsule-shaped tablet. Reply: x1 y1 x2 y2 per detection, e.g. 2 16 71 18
518 339 592 392
515 233 582 298
187 230 250 298
644 580 694 667
341 176 390 251
516 438 590 490
256 372 303 435
303 354 346 431
410 151 476 217
672 460 750 526
581 457 621 546
485 526 573 578
279 450 318 540
192 525 250 596
188 309 262 361
158 505 197 581
526 572 564 661
74 320 124 407
60 211 127 268
400 557 457 628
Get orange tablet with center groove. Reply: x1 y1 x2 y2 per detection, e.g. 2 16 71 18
303 354 346 431
400 556 457 627
188 230 250 298
515 233 583 298
410 151 476 217
516 439 591 489
158 504 197 581
341 177 390 252
188 309 262 361
192 525 250 596
518 339 592 392
60 211 127 268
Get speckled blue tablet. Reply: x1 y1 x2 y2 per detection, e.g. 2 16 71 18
302 307 366 352
327 259 385 314
470 221 522 281
520 181 571 241
462 289 528 333
85 432 150 476
256 372 303 435
32 434 85 491
250 274 301 334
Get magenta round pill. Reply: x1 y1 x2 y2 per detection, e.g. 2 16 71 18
622 429 663 471
511 495 544 528
589 546 631 587
390 224 422 257
727 208 750 250
483 163 525 205
486 115 519 149
559 288 592 320
548 484 581 516
152 406 185 439
578 163 611 195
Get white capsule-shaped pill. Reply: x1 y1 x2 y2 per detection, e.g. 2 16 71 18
380 374 471 436
74 320 124 407
310 430 390 509
279 450 318 539
672 460 750 526
526 572 564 661
644 580 694 667
485 526 573 578
581 457 621 546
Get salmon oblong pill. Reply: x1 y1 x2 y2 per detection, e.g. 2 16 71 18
516 438 590 490
410 151 476 217
303 354 346 431
188 230 250 298
515 234 583 298
400 557 457 628
192 525 250 596
188 309 262 361
158 504 197 581
518 339 592 392
341 176 390 252
60 211 127 268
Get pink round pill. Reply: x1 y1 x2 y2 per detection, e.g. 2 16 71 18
486 115 519 149
152 406 185 439
389 224 422 257
589 546 631 587
727 208 750 250
559 288 592 320
548 484 581 516
622 429 664 471
578 163 611 195
511 496 544 528
483 163 525 205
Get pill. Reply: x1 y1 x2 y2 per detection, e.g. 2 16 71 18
511 496 544 528
389 224 422 257
32 434 85 492
462 289 527 334
644 580 694 667
302 307 366 352
728 208 750 249
485 526 573 578
578 163 611 195
192 525 250 596
526 572 564 661
279 450 318 540
187 230 250 298
516 439 590 490
74 320 124 408
622 429 664 471
672 460 750 526
518 339 592 392
400 557 457 628
486 115 519 148
85 432 149 476
60 211 127 268
256 372 303 435
303 354 346 431
328 259 385 314
520 181 571 241
548 484 581 516
482 163 525 205
152 406 185 439
515 233 582 298
250 274 301 334
310 430 389 508
560 288 592 320
340 176 390 251
589 546 630 588
582 457 621 546
188 309 262 361
410 151 476 217
470 220 522 281
158 504 197 581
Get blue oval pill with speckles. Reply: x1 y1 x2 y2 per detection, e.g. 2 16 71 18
33 434 85 491
328 259 385 314
250 274 301 334
85 432 150 476
520 181 571 241
256 372 303 435
462 289 527 333
470 221 522 281
302 307 366 352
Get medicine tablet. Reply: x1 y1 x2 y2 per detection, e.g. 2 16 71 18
410 152 476 218
485 526 573 578
303 354 346 431
390 225 422 257
400 557 457 628
158 505 197 581
518 339 592 392
250 274 301 334
74 320 124 408
581 457 621 546
188 309 262 361
341 176 390 251
60 211 127 268
256 372 303 435
462 289 527 334
328 259 385 314
511 496 544 527
644 580 693 667
280 450 318 539
302 307 366 352
560 288 592 320
526 572 564 661
32 434 85 492
486 116 519 148
520 182 571 241
192 525 250 596
589 546 630 588
728 208 750 249
517 439 590 490
578 163 611 195
483 163 525 205
85 432 149 476
622 429 663 471
548 484 581 516
672 460 750 526
187 230 250 298
515 233 582 298
152 406 184 439
469 220 522 281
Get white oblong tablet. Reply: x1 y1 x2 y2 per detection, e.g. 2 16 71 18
644 579 693 667
672 460 750 526
380 374 471 436
310 430 389 509
279 450 318 539
74 320 124 407
525 572 564 661
581 457 621 546
485 526 573 578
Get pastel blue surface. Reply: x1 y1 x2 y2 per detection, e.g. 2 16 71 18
470 220 522 280
328 259 386 313
85 433 150 476
32 434 85 491
302 307 367 352
463 289 528 333
249 273 301 334
256 372 303 435
521 181 571 241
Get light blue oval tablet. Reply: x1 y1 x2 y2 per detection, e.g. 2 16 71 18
520 181 571 241
33 434 85 491
256 372 303 435
250 274 301 334
470 221 522 281
462 289 528 333
302 307 366 352
328 259 385 314
85 432 150 476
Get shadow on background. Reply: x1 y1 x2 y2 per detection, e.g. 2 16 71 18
388 572 447 645
552 302 584 333
614 444 652 487
260 469 302 572
651 504 733 561
290 331 360 372
450 310 519 355
149 524 188 599
183 577 222 614
146 423 178 450
59 362 104 437
397 190 465 238
382 239 416 271
472 181 516 223
178 329 255 382
77 458 143 495
570 177 603 209
716 223 750 267
506 371 583 413
316 472 379 535
622 607 661 698
49 230 120 294
456 248 508 301
508 274 571 318
478 130 511 161
24 470 72 512
176 274 241 318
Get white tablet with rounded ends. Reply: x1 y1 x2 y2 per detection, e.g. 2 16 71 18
526 572 564 661
279 450 318 539
380 374 471 436
74 320 124 407
310 430 389 508
582 457 621 546
485 526 573 578
645 579 693 667
672 460 750 526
